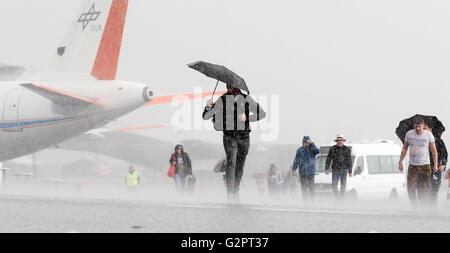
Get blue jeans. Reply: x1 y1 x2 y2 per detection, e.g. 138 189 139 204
332 169 348 197
174 174 187 193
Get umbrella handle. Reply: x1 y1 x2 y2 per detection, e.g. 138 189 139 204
211 80 219 100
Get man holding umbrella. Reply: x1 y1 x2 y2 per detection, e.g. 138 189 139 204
398 116 438 205
190 61 266 202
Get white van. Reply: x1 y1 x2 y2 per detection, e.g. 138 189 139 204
314 140 406 200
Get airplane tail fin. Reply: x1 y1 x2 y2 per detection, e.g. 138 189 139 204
55 0 128 80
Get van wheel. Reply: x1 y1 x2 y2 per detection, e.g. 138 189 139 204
348 189 357 200
389 188 398 200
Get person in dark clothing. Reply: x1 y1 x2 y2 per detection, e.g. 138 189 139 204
292 136 320 200
325 134 353 198
424 124 448 204
203 84 266 202
252 170 266 196
169 144 193 193
267 164 283 198
282 168 298 198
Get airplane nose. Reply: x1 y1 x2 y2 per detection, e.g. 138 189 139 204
142 86 154 102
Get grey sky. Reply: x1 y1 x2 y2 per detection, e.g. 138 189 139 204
1 0 450 146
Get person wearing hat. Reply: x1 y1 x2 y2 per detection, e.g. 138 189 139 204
169 144 193 193
292 136 320 200
325 134 352 197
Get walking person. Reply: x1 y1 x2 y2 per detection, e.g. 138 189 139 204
125 165 140 190
399 116 438 206
169 144 193 194
203 84 266 202
292 136 320 200
423 124 447 204
251 169 266 196
325 134 352 198
283 168 298 198
267 164 283 199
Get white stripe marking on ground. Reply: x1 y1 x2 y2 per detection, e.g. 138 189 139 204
166 203 381 216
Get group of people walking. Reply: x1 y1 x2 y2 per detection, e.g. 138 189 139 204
290 115 448 205
265 164 298 198
125 78 448 206
399 116 448 205
129 112 447 207
125 144 195 194
291 134 353 199
182 61 449 205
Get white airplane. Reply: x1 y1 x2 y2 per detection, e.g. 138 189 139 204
0 0 157 162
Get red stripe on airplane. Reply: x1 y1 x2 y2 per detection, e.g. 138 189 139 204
30 83 102 105
91 0 128 80
145 90 227 106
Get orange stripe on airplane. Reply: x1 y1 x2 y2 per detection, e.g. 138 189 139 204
30 83 103 106
145 90 226 106
91 0 128 80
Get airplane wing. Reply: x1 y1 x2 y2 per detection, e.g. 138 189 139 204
20 83 102 106
145 90 226 106
78 124 171 140
74 89 226 148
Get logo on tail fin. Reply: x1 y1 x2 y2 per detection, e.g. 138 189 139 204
77 4 101 31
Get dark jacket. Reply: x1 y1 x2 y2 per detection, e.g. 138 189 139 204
325 144 352 174
292 136 320 175
429 138 447 168
202 90 266 138
430 138 447 184
169 152 192 175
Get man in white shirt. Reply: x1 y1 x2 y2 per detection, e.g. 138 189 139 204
399 116 438 205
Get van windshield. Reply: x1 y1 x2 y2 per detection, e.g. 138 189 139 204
316 155 355 172
366 155 401 174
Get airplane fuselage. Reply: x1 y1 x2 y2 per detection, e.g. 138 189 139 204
0 79 152 161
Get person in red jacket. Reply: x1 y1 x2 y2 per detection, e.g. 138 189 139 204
169 144 193 193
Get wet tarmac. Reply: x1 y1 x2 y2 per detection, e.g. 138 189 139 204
0 183 449 233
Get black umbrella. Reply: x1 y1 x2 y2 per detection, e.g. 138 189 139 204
187 61 250 97
395 114 445 143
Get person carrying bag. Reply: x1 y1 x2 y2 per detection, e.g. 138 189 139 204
168 154 176 178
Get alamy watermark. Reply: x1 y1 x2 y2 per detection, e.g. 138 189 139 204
170 87 280 141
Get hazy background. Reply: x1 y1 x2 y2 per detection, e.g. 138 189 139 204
1 0 450 146
1 3 450 232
